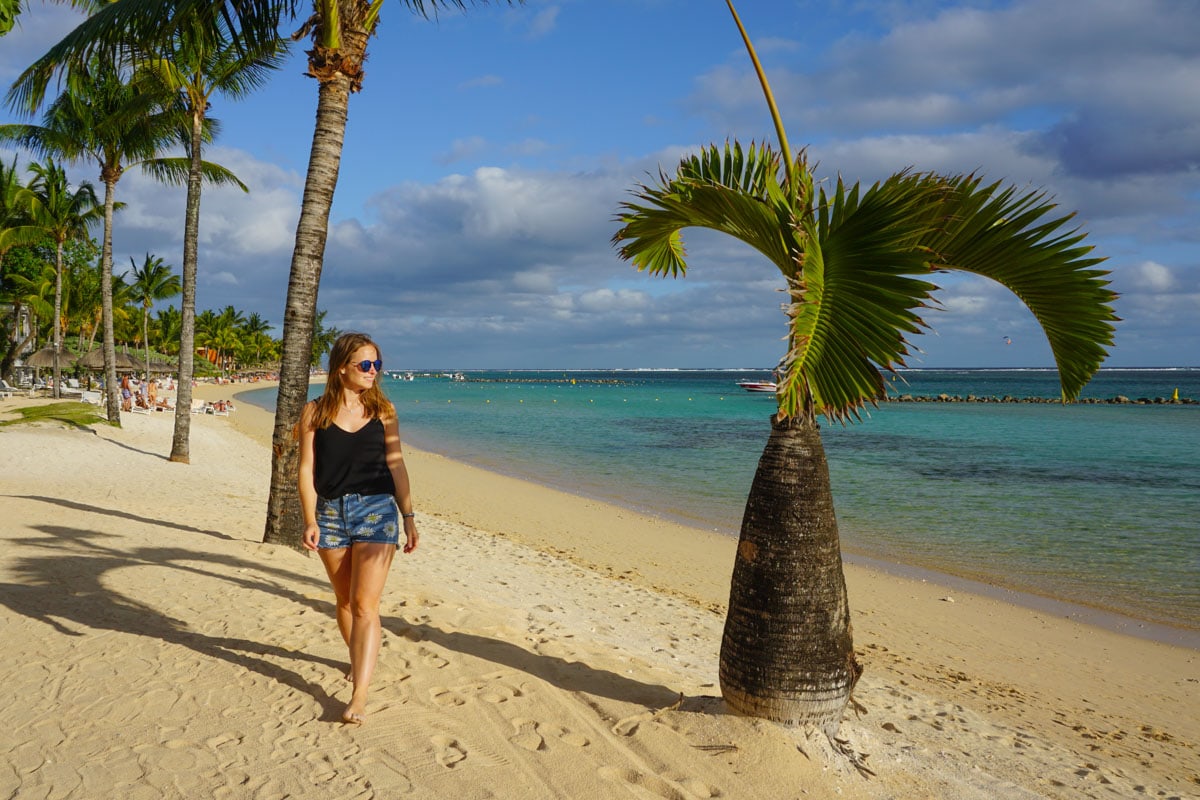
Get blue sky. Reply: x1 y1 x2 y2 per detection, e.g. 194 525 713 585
3 0 1198 370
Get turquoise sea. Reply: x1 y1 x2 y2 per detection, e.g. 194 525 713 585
239 368 1199 642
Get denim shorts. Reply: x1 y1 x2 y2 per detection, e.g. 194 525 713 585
316 493 400 550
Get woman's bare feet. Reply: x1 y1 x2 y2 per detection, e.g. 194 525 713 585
342 708 365 725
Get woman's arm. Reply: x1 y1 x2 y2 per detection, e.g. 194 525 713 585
383 406 419 553
298 402 321 551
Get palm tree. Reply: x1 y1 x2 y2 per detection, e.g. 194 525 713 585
612 1 1118 736
25 160 102 398
127 252 181 382
129 18 285 462
154 305 182 356
308 308 338 367
0 157 42 378
7 0 515 532
261 0 516 545
5 262 57 360
5 63 193 421
9 43 258 434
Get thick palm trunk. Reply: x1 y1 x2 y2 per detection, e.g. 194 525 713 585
170 111 204 463
263 71 354 547
100 179 120 421
719 414 860 735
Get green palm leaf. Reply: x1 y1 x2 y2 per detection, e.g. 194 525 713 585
923 176 1117 400
613 141 796 279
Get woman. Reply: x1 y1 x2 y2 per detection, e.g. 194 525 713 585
298 332 419 724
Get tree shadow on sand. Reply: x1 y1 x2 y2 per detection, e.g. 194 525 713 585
5 522 692 718
382 618 685 710
2 524 349 721
11 495 237 539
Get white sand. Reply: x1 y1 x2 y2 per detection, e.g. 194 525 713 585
0 388 1196 799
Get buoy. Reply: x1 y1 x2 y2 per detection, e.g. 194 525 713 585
1173 388 1179 401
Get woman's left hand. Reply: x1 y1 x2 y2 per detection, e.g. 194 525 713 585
402 516 419 553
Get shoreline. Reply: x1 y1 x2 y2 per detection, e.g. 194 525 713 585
2 385 1197 798
228 381 1199 649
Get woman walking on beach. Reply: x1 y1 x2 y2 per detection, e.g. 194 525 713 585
298 332 419 724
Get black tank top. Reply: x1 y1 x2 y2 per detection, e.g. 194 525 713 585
313 417 396 499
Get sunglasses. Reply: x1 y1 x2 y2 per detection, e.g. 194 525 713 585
354 359 383 373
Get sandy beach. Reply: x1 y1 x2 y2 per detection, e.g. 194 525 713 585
1 385 1196 799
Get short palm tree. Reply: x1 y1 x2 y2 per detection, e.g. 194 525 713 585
25 160 102 398
127 252 181 382
612 1 1118 736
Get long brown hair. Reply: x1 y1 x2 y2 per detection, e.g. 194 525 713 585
304 332 393 432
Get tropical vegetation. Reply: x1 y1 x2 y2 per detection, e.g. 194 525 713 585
612 0 1118 739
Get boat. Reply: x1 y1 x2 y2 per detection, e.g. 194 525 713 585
737 380 777 393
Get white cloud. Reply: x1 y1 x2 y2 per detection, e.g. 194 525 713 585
1131 260 1177 292
526 6 560 39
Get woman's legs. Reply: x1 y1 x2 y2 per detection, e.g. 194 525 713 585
318 542 396 722
318 548 354 650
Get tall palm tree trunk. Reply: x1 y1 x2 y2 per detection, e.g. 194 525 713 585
719 414 861 735
170 112 204 463
99 179 120 421
263 71 353 546
51 241 63 399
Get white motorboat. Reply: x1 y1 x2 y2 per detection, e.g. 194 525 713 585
737 380 777 393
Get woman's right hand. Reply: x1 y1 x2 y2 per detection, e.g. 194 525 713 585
302 523 320 551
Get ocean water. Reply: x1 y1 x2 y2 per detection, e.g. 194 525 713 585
239 368 1200 636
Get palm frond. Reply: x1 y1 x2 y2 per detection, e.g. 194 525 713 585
613 141 797 278
140 157 249 191
779 172 945 421
925 176 1118 400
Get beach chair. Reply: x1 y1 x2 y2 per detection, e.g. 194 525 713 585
80 390 103 405
191 399 207 414
0 379 16 399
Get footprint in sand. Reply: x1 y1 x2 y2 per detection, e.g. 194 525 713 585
612 710 653 737
429 687 466 707
417 646 449 669
509 719 590 752
597 766 718 799
509 719 546 752
431 735 467 769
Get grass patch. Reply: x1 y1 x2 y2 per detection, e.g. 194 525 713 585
0 402 111 430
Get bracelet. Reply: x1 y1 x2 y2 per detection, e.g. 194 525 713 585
401 512 415 519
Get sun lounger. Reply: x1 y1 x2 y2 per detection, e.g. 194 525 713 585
80 390 103 405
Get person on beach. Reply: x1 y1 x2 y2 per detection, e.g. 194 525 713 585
298 332 419 724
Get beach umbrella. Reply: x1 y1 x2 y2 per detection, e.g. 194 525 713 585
78 348 145 372
24 346 76 369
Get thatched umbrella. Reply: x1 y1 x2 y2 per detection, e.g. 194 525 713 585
24 346 76 369
79 348 145 372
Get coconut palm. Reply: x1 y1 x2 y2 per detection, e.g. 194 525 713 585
127 252 181 383
125 19 284 461
612 1 1118 736
3 62 231 421
1 158 50 377
7 46 255 434
154 306 182 356
8 0 515 531
25 160 102 398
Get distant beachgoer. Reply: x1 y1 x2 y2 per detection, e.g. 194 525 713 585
120 375 133 412
297 332 418 725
